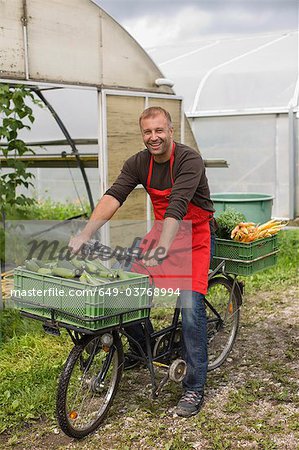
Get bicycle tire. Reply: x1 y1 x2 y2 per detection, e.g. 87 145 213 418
56 331 123 438
206 276 240 371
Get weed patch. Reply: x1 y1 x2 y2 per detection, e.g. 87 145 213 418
0 331 70 432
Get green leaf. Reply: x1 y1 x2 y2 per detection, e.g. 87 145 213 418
11 400 20 410
0 127 10 139
1 148 9 157
0 84 37 208
18 110 27 119
8 130 17 140
2 107 12 115
2 118 10 127
4 390 11 400
14 140 27 155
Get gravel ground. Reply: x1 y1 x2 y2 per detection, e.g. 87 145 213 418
1 284 298 450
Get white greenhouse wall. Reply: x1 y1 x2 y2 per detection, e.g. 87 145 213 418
191 113 292 218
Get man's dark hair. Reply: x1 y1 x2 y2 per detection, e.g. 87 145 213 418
139 106 173 129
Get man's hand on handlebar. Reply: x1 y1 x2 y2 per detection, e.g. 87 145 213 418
68 233 90 254
142 246 167 267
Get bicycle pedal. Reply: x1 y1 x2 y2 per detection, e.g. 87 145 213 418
153 361 169 369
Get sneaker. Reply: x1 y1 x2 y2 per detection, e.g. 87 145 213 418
174 390 204 417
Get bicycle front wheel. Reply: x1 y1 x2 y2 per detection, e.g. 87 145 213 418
206 276 240 371
56 331 123 438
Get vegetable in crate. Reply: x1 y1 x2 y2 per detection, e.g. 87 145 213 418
37 268 52 275
88 258 115 277
231 219 287 242
84 261 101 274
22 256 133 282
71 256 87 271
215 208 247 240
51 267 78 279
57 259 78 271
24 260 40 272
79 271 105 285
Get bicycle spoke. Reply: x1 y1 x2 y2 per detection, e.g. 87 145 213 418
67 352 109 428
206 277 240 370
57 332 123 438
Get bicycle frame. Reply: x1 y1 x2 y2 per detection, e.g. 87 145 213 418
19 255 244 400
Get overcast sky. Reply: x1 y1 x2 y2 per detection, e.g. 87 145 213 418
95 0 298 48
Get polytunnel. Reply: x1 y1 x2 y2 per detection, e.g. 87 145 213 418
148 31 299 219
0 0 208 246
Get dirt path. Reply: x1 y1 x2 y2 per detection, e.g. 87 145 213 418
1 285 299 450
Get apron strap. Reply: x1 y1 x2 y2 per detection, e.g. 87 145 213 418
146 142 176 189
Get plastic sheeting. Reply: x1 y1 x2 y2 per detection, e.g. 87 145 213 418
148 32 298 218
148 32 298 113
0 0 171 94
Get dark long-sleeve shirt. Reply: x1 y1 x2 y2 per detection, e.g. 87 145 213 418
105 142 214 220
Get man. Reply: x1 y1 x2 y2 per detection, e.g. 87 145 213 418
69 106 214 417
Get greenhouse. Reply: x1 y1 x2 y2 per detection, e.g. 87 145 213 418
147 31 299 219
1 2 297 221
0 0 201 245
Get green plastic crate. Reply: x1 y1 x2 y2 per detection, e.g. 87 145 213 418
211 235 278 276
13 268 150 331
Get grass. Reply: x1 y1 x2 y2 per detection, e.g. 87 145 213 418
4 198 91 221
245 229 298 293
0 330 71 432
0 229 298 447
1 199 91 261
0 310 41 342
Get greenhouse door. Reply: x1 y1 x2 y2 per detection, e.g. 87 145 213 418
98 90 184 248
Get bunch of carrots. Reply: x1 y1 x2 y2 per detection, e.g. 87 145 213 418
1 269 14 300
231 219 287 243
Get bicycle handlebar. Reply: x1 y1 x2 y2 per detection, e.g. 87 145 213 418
80 240 142 262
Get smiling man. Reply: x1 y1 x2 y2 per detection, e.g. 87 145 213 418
69 106 215 417
141 109 173 161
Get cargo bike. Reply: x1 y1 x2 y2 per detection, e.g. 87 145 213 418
13 236 278 438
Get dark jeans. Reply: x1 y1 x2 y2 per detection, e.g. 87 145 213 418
125 233 215 393
180 290 207 392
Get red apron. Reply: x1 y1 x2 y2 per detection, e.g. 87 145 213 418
133 143 212 295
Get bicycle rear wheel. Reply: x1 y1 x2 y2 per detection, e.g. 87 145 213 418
206 276 240 371
56 331 123 438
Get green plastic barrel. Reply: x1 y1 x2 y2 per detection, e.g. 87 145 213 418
211 193 274 223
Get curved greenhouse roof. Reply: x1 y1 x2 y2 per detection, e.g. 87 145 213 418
0 0 172 94
147 31 298 114
0 0 199 223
